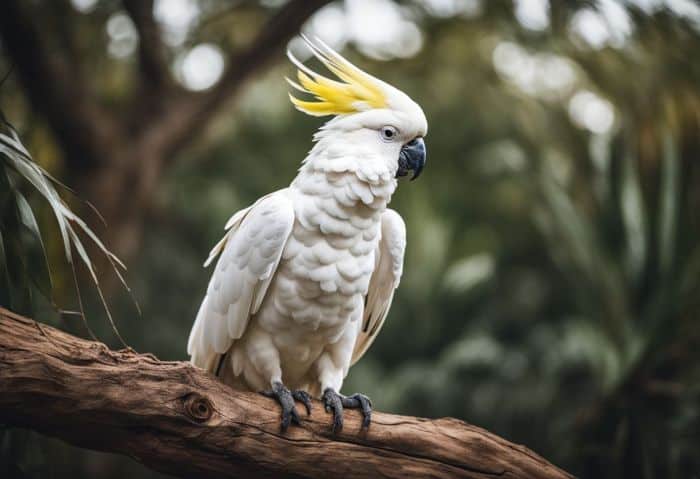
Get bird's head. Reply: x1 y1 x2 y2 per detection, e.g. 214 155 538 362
288 37 427 181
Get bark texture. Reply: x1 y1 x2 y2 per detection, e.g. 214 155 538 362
0 307 574 479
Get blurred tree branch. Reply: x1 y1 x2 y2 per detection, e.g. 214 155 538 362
138 0 334 164
0 306 573 479
123 0 174 97
0 0 331 259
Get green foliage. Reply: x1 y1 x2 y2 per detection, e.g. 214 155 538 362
0 113 142 478
0 114 129 339
0 121 52 313
533 130 700 477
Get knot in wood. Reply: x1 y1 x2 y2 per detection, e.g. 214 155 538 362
183 393 213 422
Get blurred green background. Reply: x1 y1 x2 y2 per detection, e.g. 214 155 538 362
1 0 699 477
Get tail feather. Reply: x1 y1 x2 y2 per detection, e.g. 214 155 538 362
188 297 221 374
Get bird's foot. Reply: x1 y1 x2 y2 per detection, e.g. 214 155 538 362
261 382 312 431
322 388 372 433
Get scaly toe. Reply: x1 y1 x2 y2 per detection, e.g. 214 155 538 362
261 381 302 432
292 389 312 415
322 388 344 433
342 393 372 429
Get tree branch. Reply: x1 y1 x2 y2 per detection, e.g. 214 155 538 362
209 0 331 109
122 0 173 96
145 0 333 160
0 306 573 479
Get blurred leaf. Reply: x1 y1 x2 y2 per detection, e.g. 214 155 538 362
620 147 647 282
539 171 596 280
658 130 679 278
0 230 11 307
679 246 700 305
1 201 32 313
15 190 53 299
0 114 130 345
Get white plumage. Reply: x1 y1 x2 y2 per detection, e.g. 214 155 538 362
187 38 426 427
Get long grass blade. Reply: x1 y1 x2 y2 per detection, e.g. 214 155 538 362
69 255 97 341
620 147 647 282
0 229 11 307
14 190 53 299
0 116 132 345
658 130 679 278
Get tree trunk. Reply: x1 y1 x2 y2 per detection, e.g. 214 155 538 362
0 0 333 261
0 307 574 479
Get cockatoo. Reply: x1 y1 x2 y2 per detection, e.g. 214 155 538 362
187 36 427 432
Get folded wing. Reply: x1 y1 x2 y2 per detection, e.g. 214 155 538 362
187 189 295 373
351 209 406 365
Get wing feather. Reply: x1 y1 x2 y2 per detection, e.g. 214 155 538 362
351 209 406 365
188 189 295 373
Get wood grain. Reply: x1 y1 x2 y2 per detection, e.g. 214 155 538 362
0 307 573 479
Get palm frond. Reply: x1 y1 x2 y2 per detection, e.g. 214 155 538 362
0 114 129 346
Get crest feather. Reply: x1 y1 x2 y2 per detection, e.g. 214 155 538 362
287 36 387 117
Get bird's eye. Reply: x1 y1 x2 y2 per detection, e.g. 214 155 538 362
380 126 398 142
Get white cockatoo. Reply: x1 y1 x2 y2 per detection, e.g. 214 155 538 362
187 37 427 432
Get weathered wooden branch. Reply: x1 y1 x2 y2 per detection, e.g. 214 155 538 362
0 307 572 479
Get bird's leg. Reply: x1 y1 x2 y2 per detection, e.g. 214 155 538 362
261 381 312 431
322 388 372 433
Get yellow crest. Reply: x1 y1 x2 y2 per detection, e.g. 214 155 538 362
287 37 387 117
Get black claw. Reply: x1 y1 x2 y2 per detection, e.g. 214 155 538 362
323 388 344 433
290 407 301 426
292 390 313 415
261 382 305 432
323 389 373 432
342 393 372 429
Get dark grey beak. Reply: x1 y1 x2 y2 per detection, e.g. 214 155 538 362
396 137 426 180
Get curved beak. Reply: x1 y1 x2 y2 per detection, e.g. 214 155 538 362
397 137 426 181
